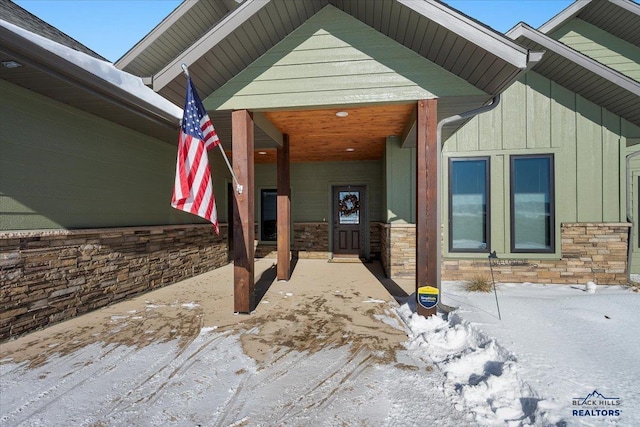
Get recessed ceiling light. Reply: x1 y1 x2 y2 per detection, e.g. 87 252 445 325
346 148 355 152
2 60 22 69
335 111 348 118
258 151 267 155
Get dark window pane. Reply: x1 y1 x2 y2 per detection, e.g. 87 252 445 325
261 189 277 241
450 158 489 252
511 156 554 252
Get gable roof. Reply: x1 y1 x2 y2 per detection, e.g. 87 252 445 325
117 0 540 152
118 0 536 103
0 18 182 143
508 22 640 127
204 5 487 111
539 0 640 46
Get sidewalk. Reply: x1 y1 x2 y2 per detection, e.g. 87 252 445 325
2 259 414 365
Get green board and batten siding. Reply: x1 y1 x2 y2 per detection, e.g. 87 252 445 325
384 136 416 224
549 19 640 83
204 5 484 111
441 72 640 257
0 79 230 231
626 139 640 274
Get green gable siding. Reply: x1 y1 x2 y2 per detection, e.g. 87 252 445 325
0 79 228 231
442 72 633 256
204 5 484 111
550 18 640 82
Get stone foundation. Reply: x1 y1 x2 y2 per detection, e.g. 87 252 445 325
256 222 383 260
380 224 416 278
293 222 330 259
0 224 228 341
381 222 631 284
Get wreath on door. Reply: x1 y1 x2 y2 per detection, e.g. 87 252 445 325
339 193 360 217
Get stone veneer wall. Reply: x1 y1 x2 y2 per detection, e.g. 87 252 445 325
380 224 416 278
381 222 630 284
256 222 383 259
292 222 330 259
0 224 228 341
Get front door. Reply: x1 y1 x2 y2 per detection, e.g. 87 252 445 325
333 186 365 257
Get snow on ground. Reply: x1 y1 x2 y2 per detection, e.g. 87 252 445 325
1 261 639 426
429 281 640 426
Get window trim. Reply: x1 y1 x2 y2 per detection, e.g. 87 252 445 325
448 156 491 253
509 154 555 254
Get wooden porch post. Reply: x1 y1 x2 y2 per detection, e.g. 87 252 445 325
277 134 291 281
232 109 255 313
416 99 438 316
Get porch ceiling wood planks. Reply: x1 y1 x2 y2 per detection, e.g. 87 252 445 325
259 103 415 163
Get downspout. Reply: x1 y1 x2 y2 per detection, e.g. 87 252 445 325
625 151 640 282
435 94 500 311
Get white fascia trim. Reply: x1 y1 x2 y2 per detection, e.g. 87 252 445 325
152 0 271 91
398 0 530 68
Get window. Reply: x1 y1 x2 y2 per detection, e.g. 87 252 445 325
510 154 554 253
449 157 490 252
261 189 277 241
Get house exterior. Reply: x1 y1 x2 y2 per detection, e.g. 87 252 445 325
1 0 638 338
0 1 229 339
439 0 640 284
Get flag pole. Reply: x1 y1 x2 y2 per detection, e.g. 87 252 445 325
180 63 243 195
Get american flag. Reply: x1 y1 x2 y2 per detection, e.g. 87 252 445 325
171 77 220 233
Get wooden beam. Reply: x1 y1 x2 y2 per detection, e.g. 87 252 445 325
232 109 255 313
277 134 291 281
254 112 283 147
416 99 438 316
400 105 417 148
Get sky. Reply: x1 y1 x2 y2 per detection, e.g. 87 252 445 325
11 0 576 63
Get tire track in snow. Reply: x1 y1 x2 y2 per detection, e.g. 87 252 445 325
1 342 139 426
92 333 226 418
98 329 231 420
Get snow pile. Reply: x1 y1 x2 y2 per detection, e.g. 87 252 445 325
396 303 545 426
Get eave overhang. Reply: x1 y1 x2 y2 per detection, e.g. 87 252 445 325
0 21 182 143
142 0 538 103
508 23 640 127
538 0 640 46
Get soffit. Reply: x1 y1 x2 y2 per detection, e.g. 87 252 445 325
115 0 238 75
117 0 536 159
577 0 640 46
540 0 640 46
0 24 180 143
203 4 486 111
510 24 640 127
142 0 531 107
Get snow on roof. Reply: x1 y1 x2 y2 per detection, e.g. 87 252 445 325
0 19 182 121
